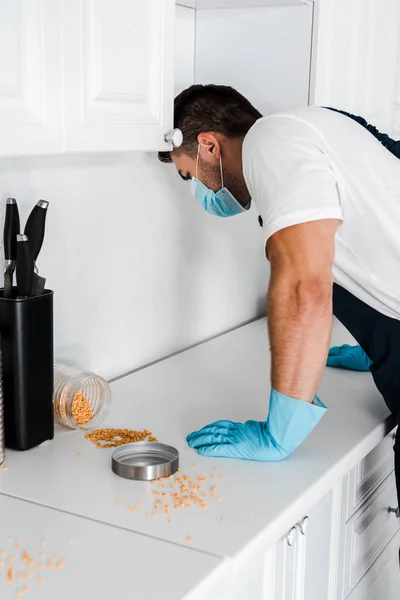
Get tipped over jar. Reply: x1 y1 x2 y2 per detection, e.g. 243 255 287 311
53 363 111 430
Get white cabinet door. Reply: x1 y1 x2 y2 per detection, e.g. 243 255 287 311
341 472 399 598
311 0 400 134
175 5 195 96
268 527 302 600
62 0 175 152
302 490 335 600
212 492 336 600
195 5 313 116
266 491 336 600
0 0 63 156
347 529 400 600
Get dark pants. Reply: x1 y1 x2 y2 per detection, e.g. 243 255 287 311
333 284 400 505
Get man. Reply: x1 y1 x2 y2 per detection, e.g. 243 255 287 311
159 84 400 506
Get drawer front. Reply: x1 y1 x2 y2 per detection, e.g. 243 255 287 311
343 472 400 598
346 529 400 600
346 429 397 520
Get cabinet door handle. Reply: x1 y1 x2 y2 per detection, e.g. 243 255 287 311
298 516 309 535
388 506 400 518
286 526 298 547
164 128 183 149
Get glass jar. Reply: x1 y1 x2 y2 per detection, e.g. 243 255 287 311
53 363 111 430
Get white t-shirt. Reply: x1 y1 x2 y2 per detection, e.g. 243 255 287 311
242 106 400 321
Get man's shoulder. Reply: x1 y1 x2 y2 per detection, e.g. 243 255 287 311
244 107 330 155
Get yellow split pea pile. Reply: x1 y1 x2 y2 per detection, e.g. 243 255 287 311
0 538 68 597
85 428 158 448
71 390 93 426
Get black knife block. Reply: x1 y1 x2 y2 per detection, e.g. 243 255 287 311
0 289 54 450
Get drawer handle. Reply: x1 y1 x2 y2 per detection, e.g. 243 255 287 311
388 506 400 518
286 526 298 547
298 516 309 536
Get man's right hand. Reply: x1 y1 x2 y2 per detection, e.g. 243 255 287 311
186 389 327 461
327 344 372 371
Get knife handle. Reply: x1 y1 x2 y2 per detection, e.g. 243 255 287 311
24 200 49 262
4 198 20 262
16 234 34 297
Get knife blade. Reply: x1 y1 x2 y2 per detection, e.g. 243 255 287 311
4 198 20 298
16 234 34 298
24 200 49 296
30 273 46 296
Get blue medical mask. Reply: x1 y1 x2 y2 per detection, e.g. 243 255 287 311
191 146 251 217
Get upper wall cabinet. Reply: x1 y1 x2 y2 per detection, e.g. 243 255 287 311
175 6 195 96
310 0 400 135
395 74 400 139
0 0 175 156
0 0 63 156
195 4 313 115
62 0 175 152
177 1 310 7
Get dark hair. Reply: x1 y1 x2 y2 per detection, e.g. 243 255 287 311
158 84 262 163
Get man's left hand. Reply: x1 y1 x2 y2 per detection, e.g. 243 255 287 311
327 344 372 371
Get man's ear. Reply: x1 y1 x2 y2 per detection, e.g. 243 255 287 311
198 132 221 160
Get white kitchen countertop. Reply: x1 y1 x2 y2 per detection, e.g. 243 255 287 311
0 318 395 565
0 495 225 600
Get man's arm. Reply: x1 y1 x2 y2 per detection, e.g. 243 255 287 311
267 219 340 402
186 218 338 460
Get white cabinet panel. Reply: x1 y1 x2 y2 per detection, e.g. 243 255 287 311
342 473 400 598
267 528 300 600
195 5 313 116
303 491 335 600
394 61 400 139
347 529 400 600
265 491 335 600
194 1 310 7
62 0 175 152
176 1 196 11
0 0 63 156
346 430 396 520
311 0 400 134
175 6 195 95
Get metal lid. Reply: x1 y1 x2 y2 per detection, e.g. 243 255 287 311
111 442 179 481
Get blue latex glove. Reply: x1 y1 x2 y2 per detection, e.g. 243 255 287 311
327 344 372 371
186 389 327 461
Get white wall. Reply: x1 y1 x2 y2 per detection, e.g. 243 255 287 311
0 152 267 381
